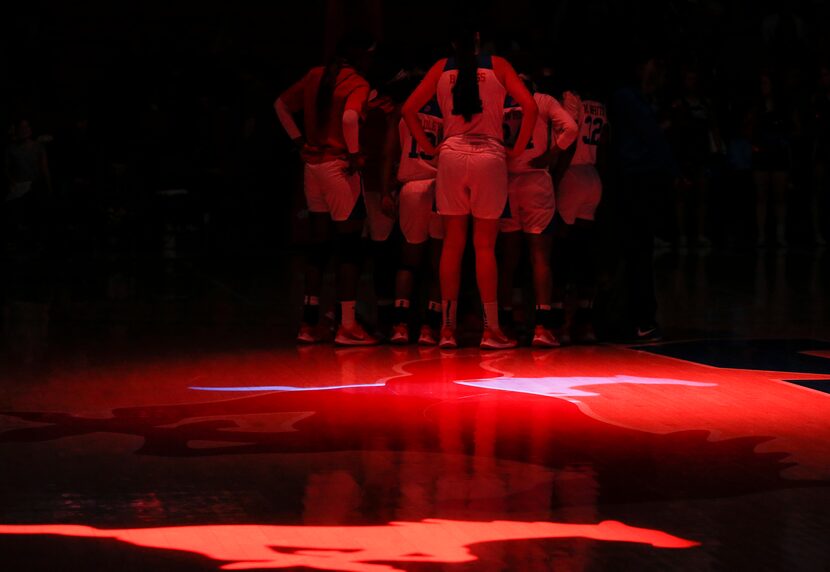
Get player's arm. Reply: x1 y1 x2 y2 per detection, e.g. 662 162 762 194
401 61 444 156
495 57 538 158
549 96 579 151
342 84 370 175
529 94 578 169
275 74 307 149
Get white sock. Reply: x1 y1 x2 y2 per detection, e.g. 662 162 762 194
304 295 320 306
536 304 552 311
395 299 411 308
442 300 457 328
483 302 499 330
341 301 356 328
428 300 441 312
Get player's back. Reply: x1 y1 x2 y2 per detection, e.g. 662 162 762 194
572 99 607 166
398 99 443 183
300 65 370 162
436 54 506 143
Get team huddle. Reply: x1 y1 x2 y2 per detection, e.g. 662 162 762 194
275 29 606 350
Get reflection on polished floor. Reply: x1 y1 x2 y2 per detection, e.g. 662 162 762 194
1 249 830 571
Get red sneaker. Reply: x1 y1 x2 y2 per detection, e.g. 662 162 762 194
480 327 518 350
438 326 458 349
390 324 409 345
334 322 380 346
418 325 439 346
297 323 323 344
531 325 560 348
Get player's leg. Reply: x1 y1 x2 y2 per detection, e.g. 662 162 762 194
435 148 473 349
468 148 516 349
298 163 333 343
326 162 377 345
362 189 397 338
519 170 557 347
420 235 444 345
526 230 557 347
391 242 424 344
392 180 432 344
439 214 468 347
497 174 523 335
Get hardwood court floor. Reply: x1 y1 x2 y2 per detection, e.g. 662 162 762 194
1 339 829 571
0 248 829 570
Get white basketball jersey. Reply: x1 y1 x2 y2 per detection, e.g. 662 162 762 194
572 99 607 166
397 99 443 183
504 92 561 173
436 54 506 142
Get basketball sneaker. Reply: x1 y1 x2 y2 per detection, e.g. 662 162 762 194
335 322 380 346
390 324 409 345
438 326 458 349
480 327 518 350
418 324 439 346
297 323 323 344
531 325 560 348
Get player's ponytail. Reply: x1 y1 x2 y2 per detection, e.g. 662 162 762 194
316 59 343 125
451 27 482 122
316 31 375 127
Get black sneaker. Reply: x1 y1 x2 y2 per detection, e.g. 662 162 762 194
633 323 663 343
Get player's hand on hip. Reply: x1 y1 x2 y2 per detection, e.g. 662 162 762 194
292 136 306 153
343 153 364 176
528 151 552 170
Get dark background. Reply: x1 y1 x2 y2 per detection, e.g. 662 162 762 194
5 1 829 256
3 0 829 352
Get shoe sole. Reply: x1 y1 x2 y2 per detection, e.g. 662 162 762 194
418 338 438 346
531 338 560 348
390 336 409 345
438 340 458 349
297 335 321 344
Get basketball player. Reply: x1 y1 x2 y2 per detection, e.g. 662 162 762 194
552 90 608 343
274 33 378 346
390 79 444 346
361 81 399 339
498 77 578 347
402 26 538 349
